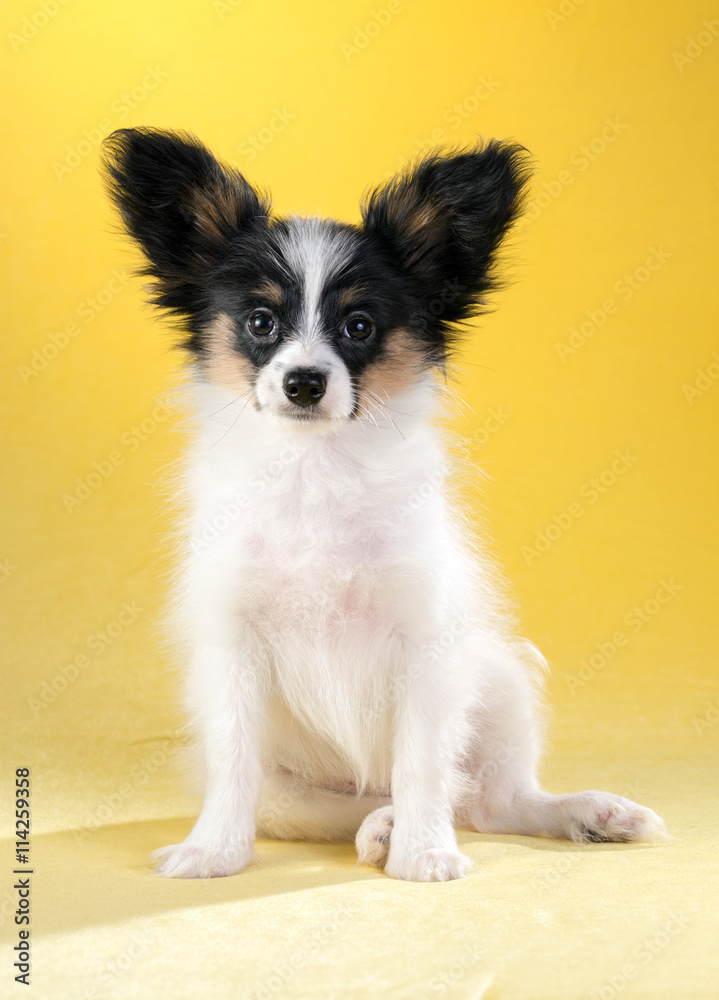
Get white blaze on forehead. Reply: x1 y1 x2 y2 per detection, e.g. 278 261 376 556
275 218 354 343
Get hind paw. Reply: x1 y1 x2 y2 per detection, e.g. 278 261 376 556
567 791 667 843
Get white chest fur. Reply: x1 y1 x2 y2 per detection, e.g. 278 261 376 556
175 377 467 789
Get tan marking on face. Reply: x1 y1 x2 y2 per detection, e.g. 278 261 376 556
338 285 367 311
356 328 426 414
254 279 284 307
203 312 256 396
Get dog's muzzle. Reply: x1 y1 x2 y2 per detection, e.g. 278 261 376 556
282 368 327 408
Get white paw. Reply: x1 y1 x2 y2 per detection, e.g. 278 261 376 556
567 791 668 844
385 848 471 882
356 806 394 867
152 840 255 878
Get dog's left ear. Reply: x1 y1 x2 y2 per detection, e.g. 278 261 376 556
361 141 531 329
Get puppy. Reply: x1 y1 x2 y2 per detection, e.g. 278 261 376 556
103 128 665 881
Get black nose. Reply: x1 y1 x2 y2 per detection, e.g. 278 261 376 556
282 368 327 407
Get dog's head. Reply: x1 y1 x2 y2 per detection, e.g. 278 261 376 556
103 128 529 430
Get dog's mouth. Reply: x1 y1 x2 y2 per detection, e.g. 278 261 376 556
281 406 327 421
274 402 342 428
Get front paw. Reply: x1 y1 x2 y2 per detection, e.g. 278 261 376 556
152 839 256 878
385 848 470 882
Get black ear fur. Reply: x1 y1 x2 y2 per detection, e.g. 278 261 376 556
101 127 269 319
361 140 531 331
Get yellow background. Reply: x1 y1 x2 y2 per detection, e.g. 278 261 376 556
1 1 718 997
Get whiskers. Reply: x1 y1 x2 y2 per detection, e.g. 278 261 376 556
357 387 407 440
210 388 255 447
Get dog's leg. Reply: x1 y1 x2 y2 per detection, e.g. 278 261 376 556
256 771 390 843
382 660 471 882
472 786 667 843
462 649 667 844
154 636 265 878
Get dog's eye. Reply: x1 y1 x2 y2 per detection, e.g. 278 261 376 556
342 315 374 341
248 310 276 337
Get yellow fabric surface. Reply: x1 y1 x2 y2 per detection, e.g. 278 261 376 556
1 0 718 996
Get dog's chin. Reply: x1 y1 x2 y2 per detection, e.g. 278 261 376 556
271 405 347 434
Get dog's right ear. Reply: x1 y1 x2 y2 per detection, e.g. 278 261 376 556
101 128 269 316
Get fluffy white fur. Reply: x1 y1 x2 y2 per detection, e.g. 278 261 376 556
154 363 666 882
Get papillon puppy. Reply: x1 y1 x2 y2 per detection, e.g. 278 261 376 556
103 128 665 881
